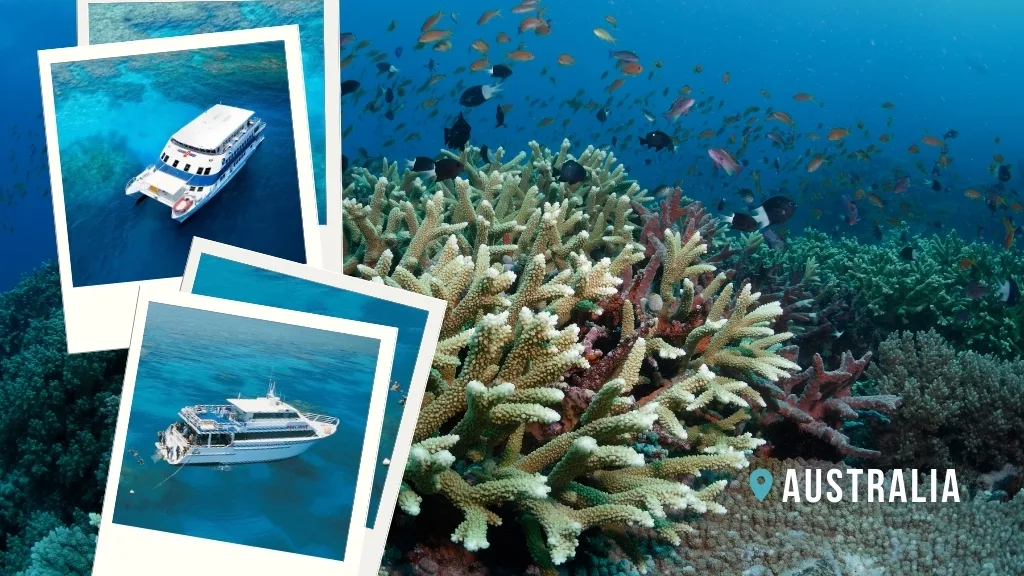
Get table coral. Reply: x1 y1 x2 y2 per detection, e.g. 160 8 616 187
343 142 802 572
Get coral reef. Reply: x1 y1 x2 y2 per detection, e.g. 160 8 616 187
866 329 1024 481
752 227 1024 359
752 349 901 459
0 264 122 576
343 141 801 572
676 458 1024 575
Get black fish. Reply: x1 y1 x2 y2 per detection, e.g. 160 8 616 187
596 108 609 122
444 112 472 150
460 84 501 107
342 154 349 171
425 58 436 74
342 80 361 96
395 46 404 58
998 278 1020 306
407 156 435 172
943 129 959 139
725 213 760 232
555 159 586 184
899 246 917 261
382 86 394 103
480 145 490 164
759 196 798 225
998 164 1011 182
717 198 726 211
611 135 618 146
495 104 506 128
376 62 399 74
489 64 513 79
384 108 395 121
434 158 464 181
737 188 754 203
931 179 942 192
638 130 673 152
872 222 883 240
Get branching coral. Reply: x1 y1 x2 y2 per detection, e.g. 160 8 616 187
867 329 1024 479
753 350 901 459
343 141 802 572
754 227 1024 358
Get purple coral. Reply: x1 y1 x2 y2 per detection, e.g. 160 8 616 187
755 350 901 459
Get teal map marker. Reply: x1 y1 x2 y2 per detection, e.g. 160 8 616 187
749 468 773 501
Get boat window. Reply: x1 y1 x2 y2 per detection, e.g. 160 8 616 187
234 429 316 441
203 167 211 175
172 160 179 168
250 412 300 420
197 187 204 192
184 164 191 173
189 186 195 192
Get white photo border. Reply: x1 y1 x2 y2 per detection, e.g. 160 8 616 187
180 237 447 576
94 290 396 575
39 26 322 354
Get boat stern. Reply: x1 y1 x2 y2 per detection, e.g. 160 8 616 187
157 425 190 465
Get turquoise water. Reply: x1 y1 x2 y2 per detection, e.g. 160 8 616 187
112 301 382 561
88 0 330 225
190 254 429 527
52 41 308 287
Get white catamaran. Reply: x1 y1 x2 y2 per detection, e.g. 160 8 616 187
125 104 266 222
155 378 338 466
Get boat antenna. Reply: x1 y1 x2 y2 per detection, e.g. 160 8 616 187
268 367 277 399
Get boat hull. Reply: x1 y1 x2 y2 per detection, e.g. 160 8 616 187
172 127 266 223
158 437 318 465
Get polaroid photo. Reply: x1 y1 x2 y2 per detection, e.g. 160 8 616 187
77 0 342 270
180 237 446 576
94 290 396 575
39 26 322 354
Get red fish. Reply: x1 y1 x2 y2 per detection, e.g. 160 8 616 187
663 97 695 122
843 196 859 225
893 176 911 194
708 148 742 176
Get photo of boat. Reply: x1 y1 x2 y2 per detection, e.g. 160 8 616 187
156 377 338 465
125 103 266 222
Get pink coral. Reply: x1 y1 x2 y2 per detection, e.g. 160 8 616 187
756 350 901 459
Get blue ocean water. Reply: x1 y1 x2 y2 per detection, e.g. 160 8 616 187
190 254 428 527
52 41 308 287
113 301 382 561
341 0 1024 246
88 0 331 226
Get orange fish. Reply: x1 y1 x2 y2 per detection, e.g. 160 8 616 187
886 216 901 226
510 3 538 14
557 53 574 66
680 85 692 95
1004 218 1015 249
535 22 551 36
506 49 534 61
793 92 814 102
698 129 715 138
760 88 772 99
693 63 702 73
771 111 793 127
964 189 982 199
470 39 489 53
907 144 919 154
433 40 452 52
867 193 884 208
881 101 896 109
470 58 490 72
806 156 824 172
722 72 731 84
477 10 501 25
958 258 975 270
827 128 850 141
518 17 544 34
607 78 625 92
537 117 555 127
418 29 451 43
621 62 643 76
605 15 617 27
496 32 511 43
921 136 943 147
422 9 444 32
994 153 1005 163
879 134 890 143
854 188 866 200
811 208 823 218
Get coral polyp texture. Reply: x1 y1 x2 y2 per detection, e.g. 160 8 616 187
343 141 802 572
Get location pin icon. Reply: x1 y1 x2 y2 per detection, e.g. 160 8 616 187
749 468 773 501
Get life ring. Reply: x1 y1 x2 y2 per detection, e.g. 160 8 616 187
173 196 194 214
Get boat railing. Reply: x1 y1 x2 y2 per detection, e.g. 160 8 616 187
181 405 234 431
302 412 340 427
125 165 155 193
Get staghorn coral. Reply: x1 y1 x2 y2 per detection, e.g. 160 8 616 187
754 227 1024 358
752 350 901 460
344 142 802 572
866 329 1024 480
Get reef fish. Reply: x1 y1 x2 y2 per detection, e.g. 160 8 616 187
444 112 472 150
663 97 695 122
639 130 674 152
725 196 796 231
708 148 742 176
459 84 502 107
